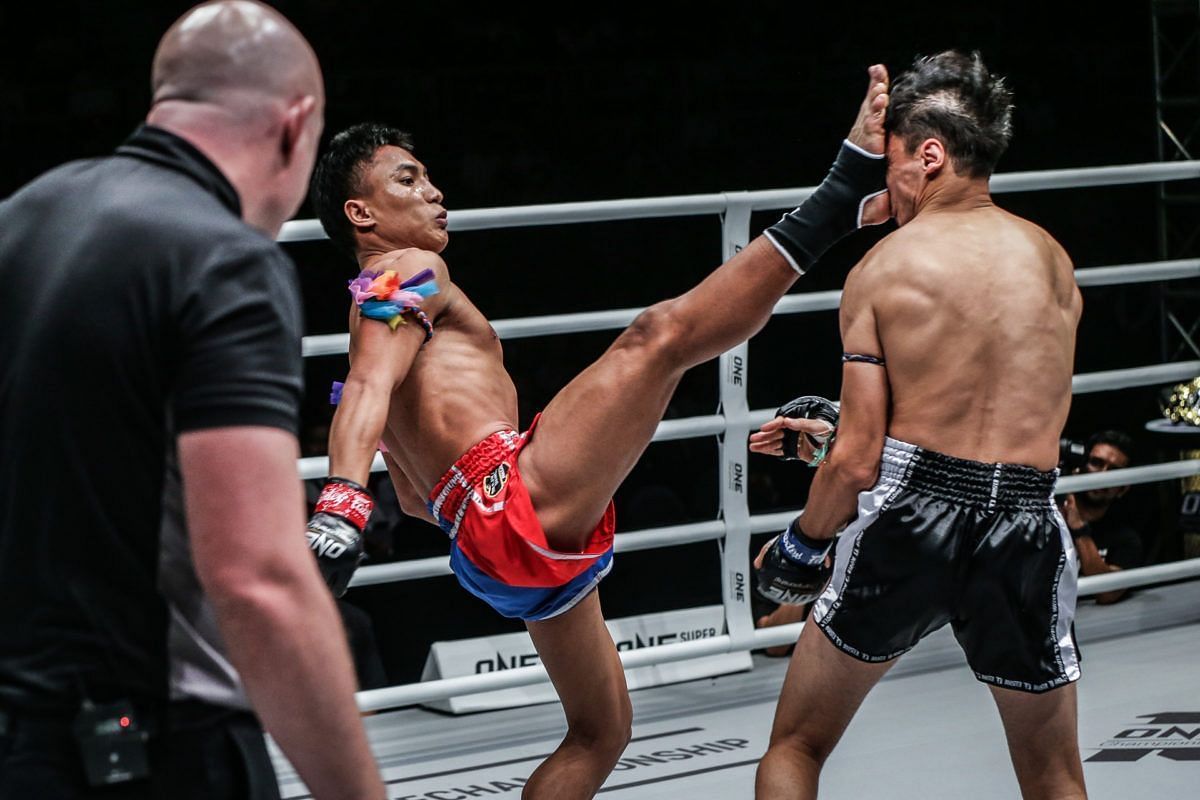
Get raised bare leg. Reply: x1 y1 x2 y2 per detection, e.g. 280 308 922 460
520 67 891 549
522 591 632 799
755 621 894 799
521 236 797 546
989 683 1088 800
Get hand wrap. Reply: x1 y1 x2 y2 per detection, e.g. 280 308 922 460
764 140 887 275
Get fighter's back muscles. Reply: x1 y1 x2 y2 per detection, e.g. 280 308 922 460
868 208 1081 470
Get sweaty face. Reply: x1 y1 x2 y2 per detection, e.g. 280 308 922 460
356 145 448 253
884 133 929 227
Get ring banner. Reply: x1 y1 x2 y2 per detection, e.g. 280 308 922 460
419 605 752 714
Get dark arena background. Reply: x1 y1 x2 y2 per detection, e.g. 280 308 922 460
3 1 1197 686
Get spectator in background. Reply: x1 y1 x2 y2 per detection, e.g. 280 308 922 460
1059 430 1143 604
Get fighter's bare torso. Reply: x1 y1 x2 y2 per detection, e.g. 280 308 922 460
349 249 516 495
853 202 1081 470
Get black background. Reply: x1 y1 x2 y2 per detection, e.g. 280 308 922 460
2 1 1188 683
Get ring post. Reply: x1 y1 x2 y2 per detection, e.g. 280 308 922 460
718 194 756 649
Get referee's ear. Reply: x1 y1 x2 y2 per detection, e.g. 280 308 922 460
280 94 320 166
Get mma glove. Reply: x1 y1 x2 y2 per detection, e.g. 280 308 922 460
306 477 373 597
774 395 839 464
756 517 834 606
764 140 887 275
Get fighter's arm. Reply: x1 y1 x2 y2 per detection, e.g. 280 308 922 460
382 451 438 525
327 250 450 486
796 266 890 539
309 251 449 596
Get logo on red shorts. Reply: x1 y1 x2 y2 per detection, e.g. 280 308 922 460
483 463 511 499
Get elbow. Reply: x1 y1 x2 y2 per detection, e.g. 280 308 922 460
341 371 396 400
204 580 301 646
828 457 879 492
199 556 318 627
846 462 880 491
825 432 883 490
396 494 429 520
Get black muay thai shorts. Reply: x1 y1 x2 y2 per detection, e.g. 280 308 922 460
811 437 1081 693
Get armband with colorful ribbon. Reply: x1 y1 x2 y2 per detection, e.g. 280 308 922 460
347 268 439 339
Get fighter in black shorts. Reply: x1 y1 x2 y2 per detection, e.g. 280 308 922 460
750 51 1088 800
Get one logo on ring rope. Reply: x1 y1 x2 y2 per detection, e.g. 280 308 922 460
1087 712 1200 762
483 463 511 499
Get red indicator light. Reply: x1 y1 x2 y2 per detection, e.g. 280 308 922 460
119 716 131 728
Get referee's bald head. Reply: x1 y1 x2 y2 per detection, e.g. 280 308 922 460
152 0 322 118
146 1 325 235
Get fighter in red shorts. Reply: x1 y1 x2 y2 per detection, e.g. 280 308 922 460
304 65 891 798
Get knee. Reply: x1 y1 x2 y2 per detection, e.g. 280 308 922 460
567 697 633 762
615 299 688 364
767 728 833 770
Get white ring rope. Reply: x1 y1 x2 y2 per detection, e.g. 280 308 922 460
282 160 1200 708
280 160 1200 242
341 461 1200 587
353 558 1200 713
296 359 1200 483
300 259 1200 356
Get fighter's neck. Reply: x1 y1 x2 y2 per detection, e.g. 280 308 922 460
357 247 418 271
914 178 994 218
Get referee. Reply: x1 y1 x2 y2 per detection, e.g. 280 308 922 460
0 3 384 798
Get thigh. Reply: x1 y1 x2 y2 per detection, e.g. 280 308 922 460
989 683 1087 799
526 590 631 731
768 621 894 758
519 326 684 547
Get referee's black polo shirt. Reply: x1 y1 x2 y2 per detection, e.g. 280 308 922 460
0 126 304 714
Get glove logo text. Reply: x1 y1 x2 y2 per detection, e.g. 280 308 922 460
307 530 348 559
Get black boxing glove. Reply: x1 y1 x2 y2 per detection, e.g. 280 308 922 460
775 395 839 464
756 518 834 606
764 140 887 275
306 477 372 597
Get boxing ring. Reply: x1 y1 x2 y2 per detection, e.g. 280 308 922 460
275 160 1200 798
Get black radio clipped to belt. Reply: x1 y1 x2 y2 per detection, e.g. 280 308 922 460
72 699 150 786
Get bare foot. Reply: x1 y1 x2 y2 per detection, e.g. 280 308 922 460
756 603 808 657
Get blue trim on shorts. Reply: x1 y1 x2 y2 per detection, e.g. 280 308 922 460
449 545 614 621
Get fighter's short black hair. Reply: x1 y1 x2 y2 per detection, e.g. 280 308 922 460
311 123 416 257
886 50 1014 178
